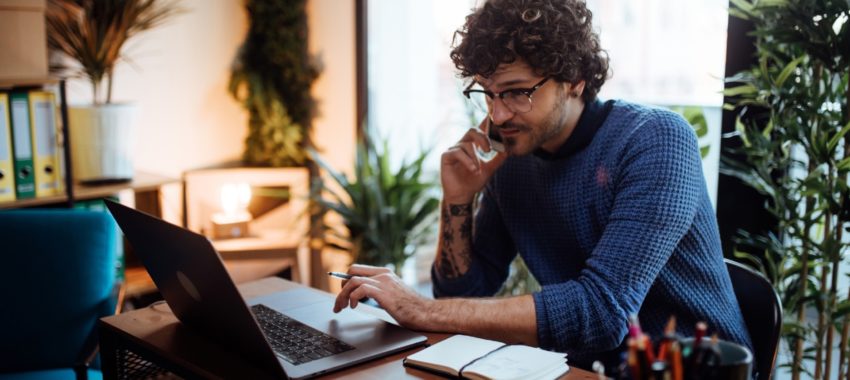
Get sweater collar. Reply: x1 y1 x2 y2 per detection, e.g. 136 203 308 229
533 98 614 160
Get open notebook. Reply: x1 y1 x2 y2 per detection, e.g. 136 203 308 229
403 335 568 380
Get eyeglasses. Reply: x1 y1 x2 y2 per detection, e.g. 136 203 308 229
463 77 550 115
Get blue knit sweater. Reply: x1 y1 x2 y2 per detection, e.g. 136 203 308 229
432 100 752 366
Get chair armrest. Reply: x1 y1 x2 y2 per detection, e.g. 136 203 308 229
73 281 125 380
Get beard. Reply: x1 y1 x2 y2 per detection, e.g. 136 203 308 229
496 90 571 156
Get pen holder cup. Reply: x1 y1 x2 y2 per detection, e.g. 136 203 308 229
681 338 752 380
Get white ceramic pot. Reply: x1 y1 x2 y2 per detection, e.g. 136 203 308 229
68 103 138 182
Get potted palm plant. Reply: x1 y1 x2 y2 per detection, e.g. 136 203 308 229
722 0 849 378
309 134 440 277
46 0 180 182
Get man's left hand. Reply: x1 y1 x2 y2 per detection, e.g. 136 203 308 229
332 264 434 331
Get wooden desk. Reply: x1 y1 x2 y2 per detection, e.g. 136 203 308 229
99 277 598 379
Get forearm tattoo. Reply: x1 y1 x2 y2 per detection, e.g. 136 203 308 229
437 202 474 279
449 203 472 216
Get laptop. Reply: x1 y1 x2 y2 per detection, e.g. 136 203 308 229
104 199 427 379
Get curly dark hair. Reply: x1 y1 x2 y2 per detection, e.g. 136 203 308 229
450 0 610 102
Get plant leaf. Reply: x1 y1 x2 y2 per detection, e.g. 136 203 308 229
775 55 805 87
827 121 850 154
723 84 759 97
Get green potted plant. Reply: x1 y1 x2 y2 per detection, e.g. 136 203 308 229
46 0 180 182
721 0 849 378
228 0 319 168
309 133 440 276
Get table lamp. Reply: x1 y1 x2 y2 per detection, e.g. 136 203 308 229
211 183 252 239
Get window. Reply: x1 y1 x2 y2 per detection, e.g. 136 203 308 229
366 0 477 175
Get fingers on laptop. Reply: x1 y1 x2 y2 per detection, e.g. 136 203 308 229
349 284 381 309
333 276 381 312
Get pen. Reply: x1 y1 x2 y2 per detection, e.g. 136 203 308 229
327 271 354 280
328 272 371 304
693 321 707 347
628 314 643 338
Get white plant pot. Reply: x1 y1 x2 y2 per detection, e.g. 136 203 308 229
68 104 138 182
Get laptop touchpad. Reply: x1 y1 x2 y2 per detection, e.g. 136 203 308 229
248 288 332 311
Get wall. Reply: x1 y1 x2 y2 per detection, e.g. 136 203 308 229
62 0 248 222
64 0 248 179
307 0 357 290
308 0 356 176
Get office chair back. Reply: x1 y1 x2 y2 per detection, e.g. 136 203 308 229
725 258 783 380
0 210 117 378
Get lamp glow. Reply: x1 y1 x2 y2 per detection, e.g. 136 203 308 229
211 182 252 239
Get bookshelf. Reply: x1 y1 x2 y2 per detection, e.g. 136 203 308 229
1 78 74 208
0 171 179 209
0 77 59 90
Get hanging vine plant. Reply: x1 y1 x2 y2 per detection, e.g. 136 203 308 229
229 0 320 167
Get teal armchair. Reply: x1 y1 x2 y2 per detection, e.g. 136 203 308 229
0 209 119 380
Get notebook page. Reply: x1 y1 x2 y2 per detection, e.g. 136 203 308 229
405 335 506 374
462 344 568 380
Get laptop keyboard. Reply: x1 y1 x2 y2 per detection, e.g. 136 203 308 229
251 304 355 365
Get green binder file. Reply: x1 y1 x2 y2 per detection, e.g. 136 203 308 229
8 92 35 199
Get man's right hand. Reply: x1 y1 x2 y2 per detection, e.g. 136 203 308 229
440 119 508 204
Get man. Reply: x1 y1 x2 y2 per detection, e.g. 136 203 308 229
333 0 752 369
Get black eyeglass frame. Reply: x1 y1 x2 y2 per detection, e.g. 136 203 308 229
462 77 550 114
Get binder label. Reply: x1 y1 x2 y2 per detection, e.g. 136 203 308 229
0 101 8 161
10 98 31 158
0 93 14 201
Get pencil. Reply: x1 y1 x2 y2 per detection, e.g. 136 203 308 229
658 316 677 362
627 337 641 380
670 341 683 380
